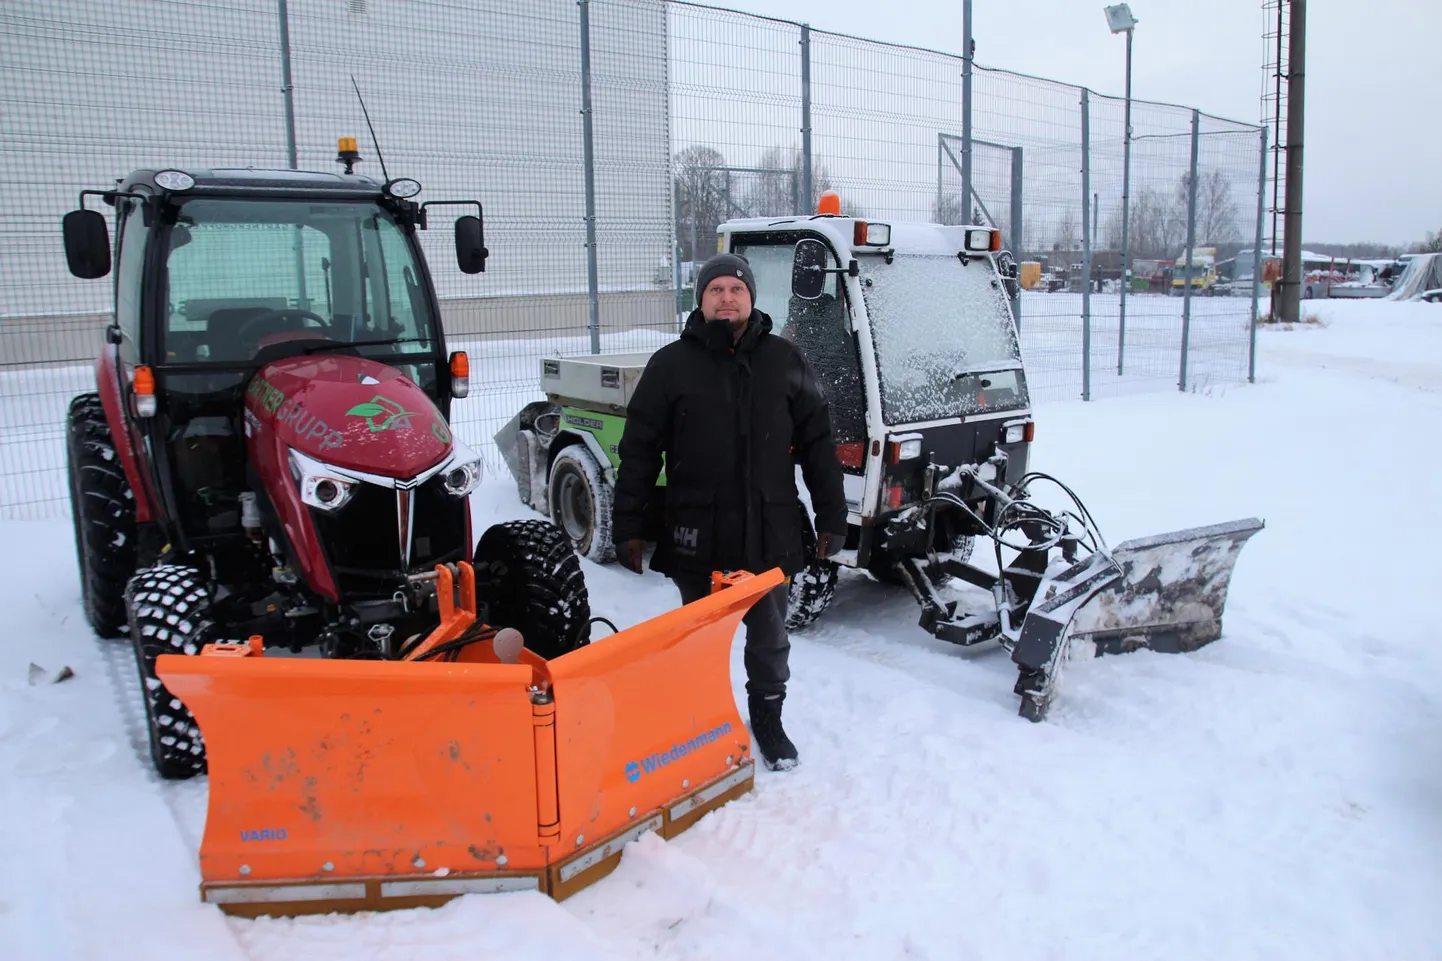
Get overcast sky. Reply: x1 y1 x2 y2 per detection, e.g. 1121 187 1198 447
700 0 1440 247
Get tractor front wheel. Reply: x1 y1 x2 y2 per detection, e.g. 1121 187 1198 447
475 520 592 659
125 565 213 780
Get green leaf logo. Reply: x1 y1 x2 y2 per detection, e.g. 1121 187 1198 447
347 395 416 432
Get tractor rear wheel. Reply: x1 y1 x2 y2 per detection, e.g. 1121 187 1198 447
474 520 591 659
125 565 212 780
547 444 615 563
67 393 137 638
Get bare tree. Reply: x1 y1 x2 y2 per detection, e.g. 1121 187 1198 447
1054 208 1079 252
1103 210 1124 251
933 192 966 225
674 145 729 262
1197 169 1240 245
744 147 802 217
736 146 845 218
1171 169 1240 247
1417 229 1442 254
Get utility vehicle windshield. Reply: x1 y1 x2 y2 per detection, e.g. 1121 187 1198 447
860 252 1026 424
161 198 437 364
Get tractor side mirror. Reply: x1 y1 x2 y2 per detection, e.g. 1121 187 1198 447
63 209 111 279
791 238 829 300
455 214 488 274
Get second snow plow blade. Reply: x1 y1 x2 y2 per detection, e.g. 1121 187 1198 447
1067 517 1265 655
1010 517 1264 721
156 566 783 917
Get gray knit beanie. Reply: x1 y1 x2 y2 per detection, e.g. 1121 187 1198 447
694 253 757 303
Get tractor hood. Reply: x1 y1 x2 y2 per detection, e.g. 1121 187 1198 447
244 355 452 479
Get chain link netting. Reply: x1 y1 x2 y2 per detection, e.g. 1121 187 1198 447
0 0 1262 519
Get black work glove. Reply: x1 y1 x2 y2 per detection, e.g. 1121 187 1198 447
618 538 646 574
815 531 844 559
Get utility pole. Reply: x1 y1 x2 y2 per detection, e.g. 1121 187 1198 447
1277 0 1306 323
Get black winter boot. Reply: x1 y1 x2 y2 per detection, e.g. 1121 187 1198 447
748 693 798 771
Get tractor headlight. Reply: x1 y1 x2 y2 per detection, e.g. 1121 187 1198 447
289 449 358 512
442 456 483 497
154 169 195 191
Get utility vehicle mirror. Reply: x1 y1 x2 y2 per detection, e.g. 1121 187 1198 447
791 238 828 300
455 214 488 274
63 209 111 279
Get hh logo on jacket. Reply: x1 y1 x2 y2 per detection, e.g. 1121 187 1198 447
673 526 699 551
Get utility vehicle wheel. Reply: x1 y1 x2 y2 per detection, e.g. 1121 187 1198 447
67 392 137 638
547 445 614 563
475 520 591 659
786 506 839 632
125 565 213 780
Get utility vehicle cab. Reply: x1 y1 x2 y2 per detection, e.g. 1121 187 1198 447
719 191 1032 574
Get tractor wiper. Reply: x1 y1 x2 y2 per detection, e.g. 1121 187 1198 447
298 336 429 355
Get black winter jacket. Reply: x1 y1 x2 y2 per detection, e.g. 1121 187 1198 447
612 308 848 578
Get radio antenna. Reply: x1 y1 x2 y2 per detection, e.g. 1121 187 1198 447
350 75 390 181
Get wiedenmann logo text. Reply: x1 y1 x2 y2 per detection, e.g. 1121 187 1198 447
624 722 733 783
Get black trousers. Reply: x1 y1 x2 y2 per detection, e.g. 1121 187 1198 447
670 573 790 699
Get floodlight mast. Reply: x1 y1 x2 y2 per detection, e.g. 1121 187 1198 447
1106 4 1137 373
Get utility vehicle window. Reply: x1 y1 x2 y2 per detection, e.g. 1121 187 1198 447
161 199 437 364
733 243 813 334
861 252 1026 425
733 239 866 444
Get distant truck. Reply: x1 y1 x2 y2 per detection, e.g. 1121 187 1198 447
1169 246 1218 296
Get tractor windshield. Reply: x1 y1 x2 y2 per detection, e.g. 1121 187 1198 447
161 198 438 365
860 252 1026 425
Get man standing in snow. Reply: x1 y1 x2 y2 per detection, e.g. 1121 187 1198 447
611 252 848 772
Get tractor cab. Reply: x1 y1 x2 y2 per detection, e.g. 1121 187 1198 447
63 146 486 550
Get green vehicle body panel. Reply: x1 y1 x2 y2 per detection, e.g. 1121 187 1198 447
559 405 667 485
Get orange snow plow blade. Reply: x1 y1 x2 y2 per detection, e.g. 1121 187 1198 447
156 564 783 917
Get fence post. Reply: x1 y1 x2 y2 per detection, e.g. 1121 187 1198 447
276 0 307 306
674 179 684 329
276 0 298 168
1249 125 1267 383
1179 108 1200 392
578 0 601 354
800 24 813 211
936 136 944 223
961 0 973 213
1080 88 1092 402
1010 146 1023 330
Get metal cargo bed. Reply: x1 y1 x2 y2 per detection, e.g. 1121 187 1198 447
540 352 659 414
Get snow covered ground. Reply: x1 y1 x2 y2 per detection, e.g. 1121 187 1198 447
2 297 1440 960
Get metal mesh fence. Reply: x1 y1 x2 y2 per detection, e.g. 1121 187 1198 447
0 0 1263 519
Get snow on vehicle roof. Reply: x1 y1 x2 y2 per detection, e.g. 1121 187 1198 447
720 217 985 257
